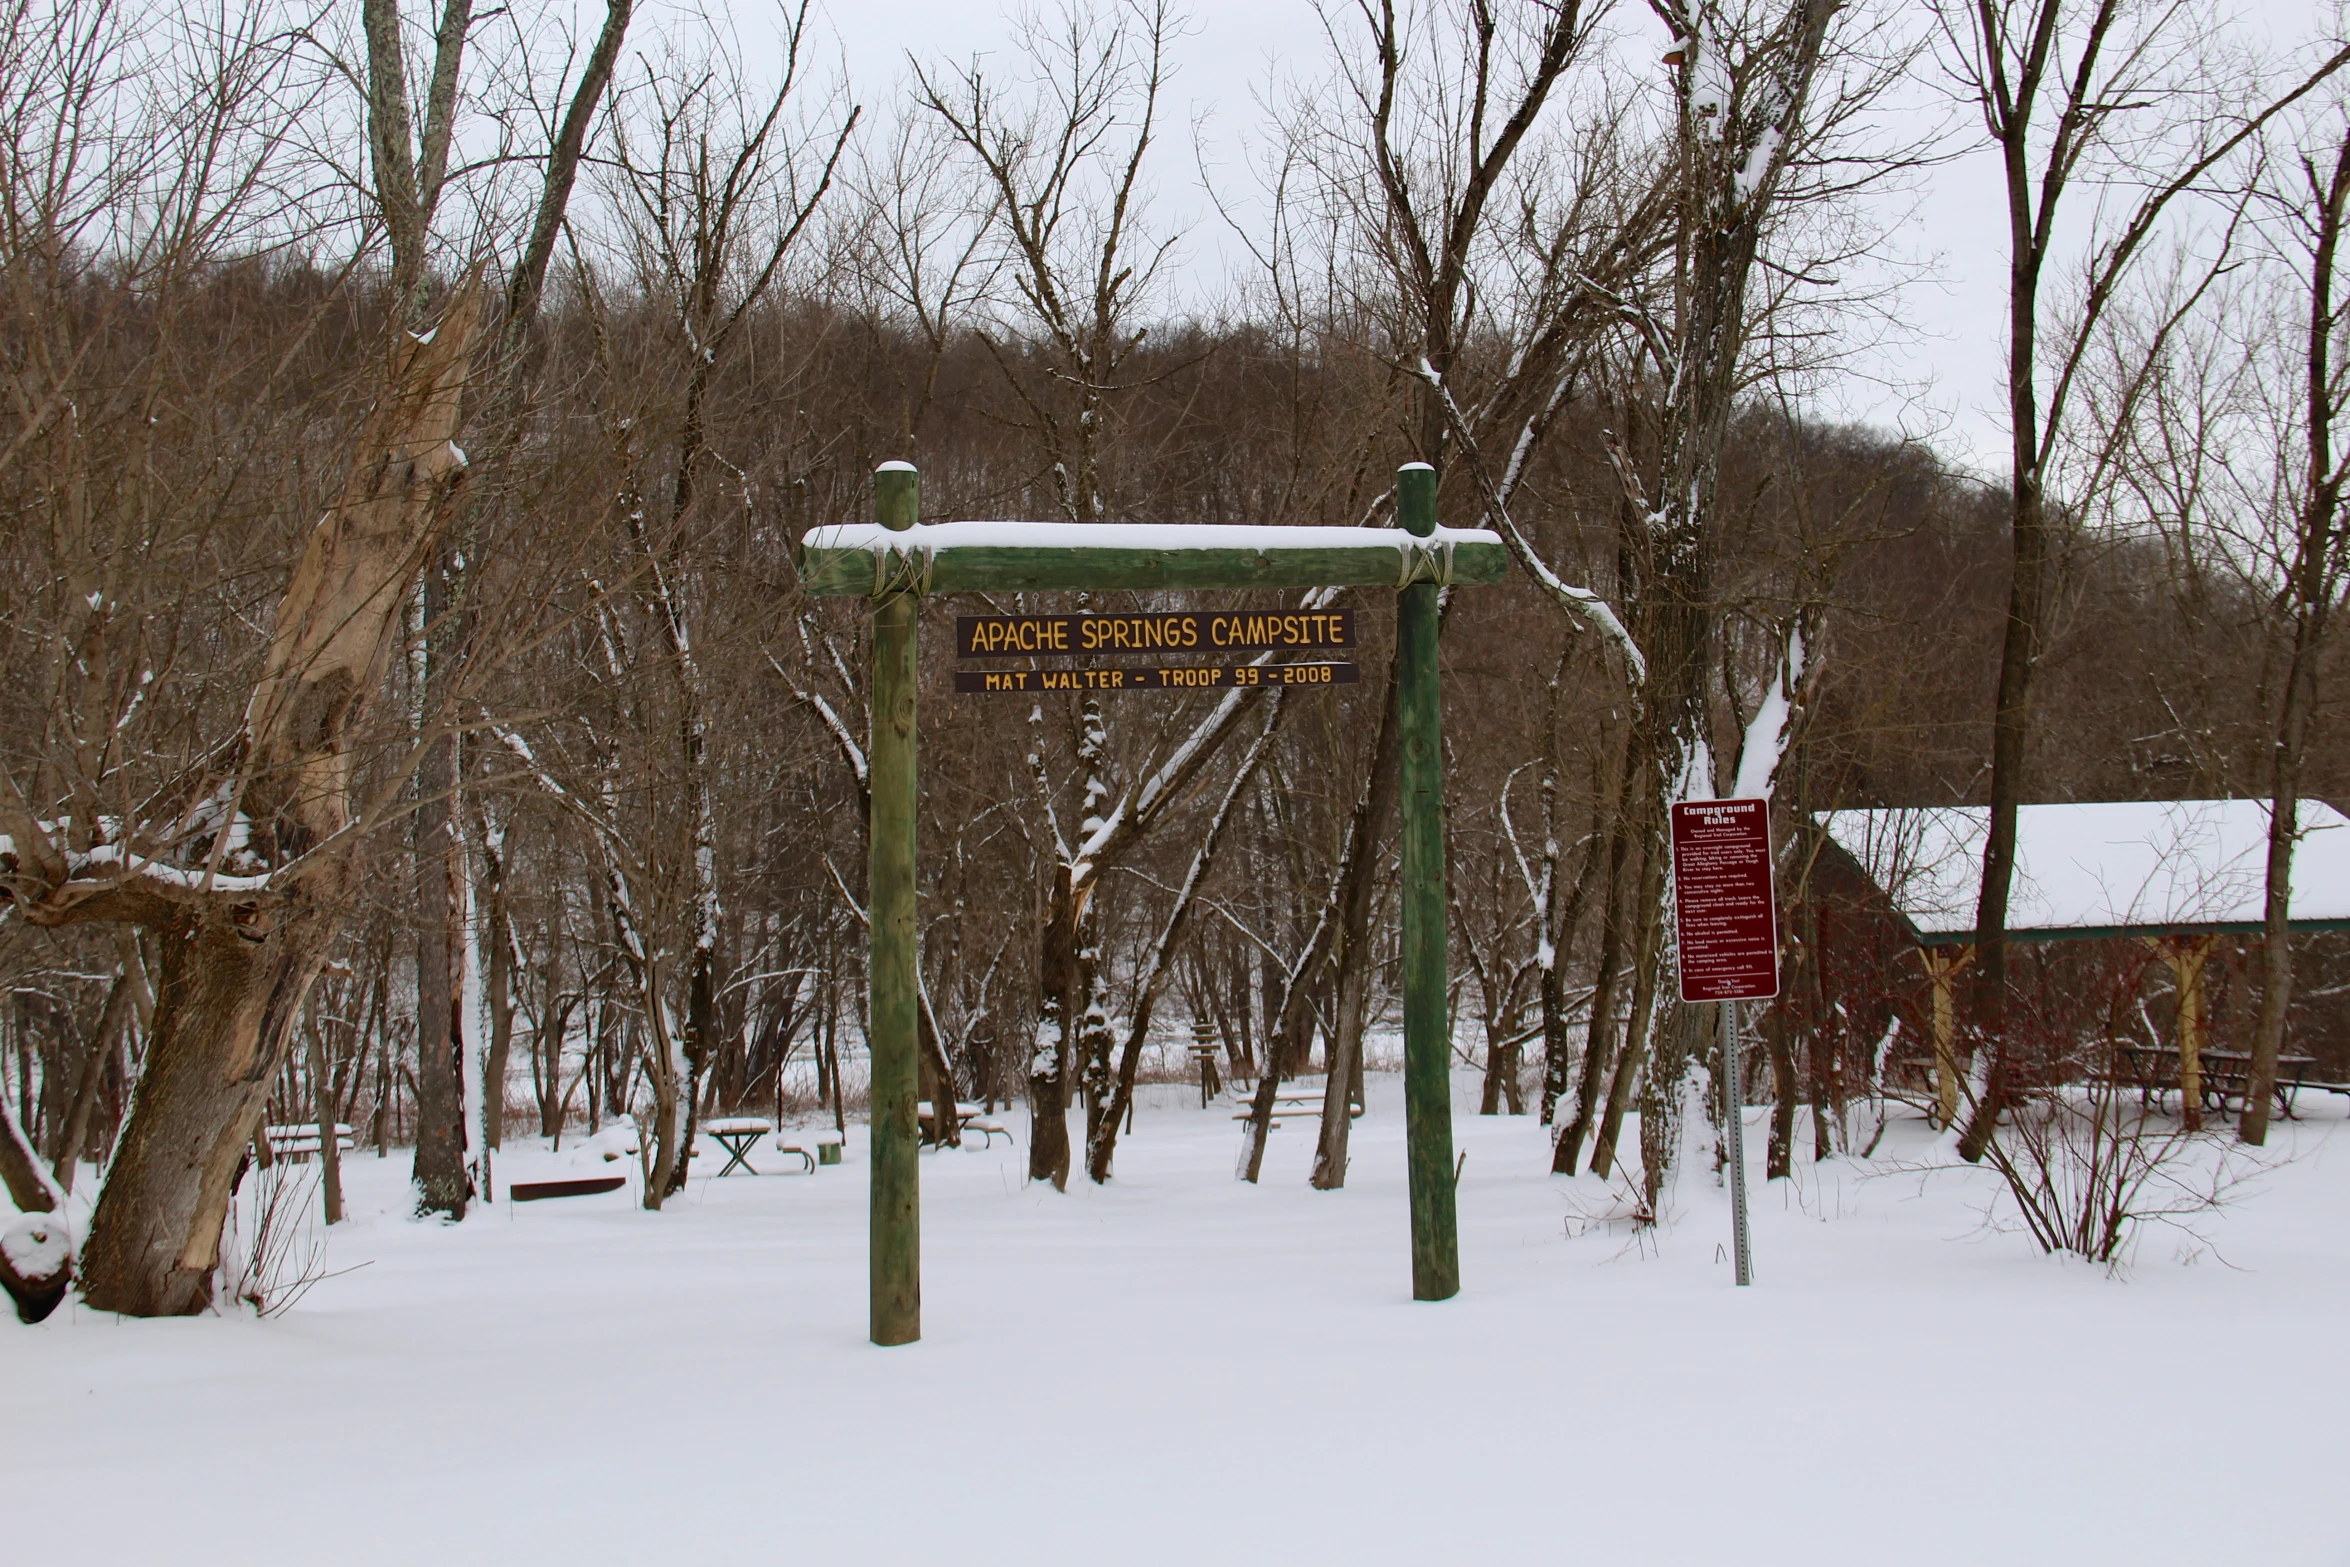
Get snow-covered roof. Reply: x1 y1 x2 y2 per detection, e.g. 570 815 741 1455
1814 799 2350 944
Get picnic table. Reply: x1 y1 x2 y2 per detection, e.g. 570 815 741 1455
917 1102 1012 1148
699 1117 814 1176
1226 1085 1364 1125
2113 1045 2323 1118
264 1123 354 1161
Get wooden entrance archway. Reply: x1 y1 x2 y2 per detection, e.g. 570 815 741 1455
798 463 1507 1344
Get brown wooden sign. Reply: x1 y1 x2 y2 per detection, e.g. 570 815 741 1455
956 609 1353 658
956 661 1358 694
1670 798 1779 1002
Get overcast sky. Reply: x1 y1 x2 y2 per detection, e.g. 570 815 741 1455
787 0 2340 477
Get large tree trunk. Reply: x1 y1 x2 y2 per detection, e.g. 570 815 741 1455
80 882 339 1312
2240 783 2308 1148
58 288 484 1315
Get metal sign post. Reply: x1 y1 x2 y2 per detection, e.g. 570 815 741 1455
1669 798 1779 1288
1718 1002 1753 1288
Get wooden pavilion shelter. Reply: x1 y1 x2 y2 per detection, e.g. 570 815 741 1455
1813 800 2350 1126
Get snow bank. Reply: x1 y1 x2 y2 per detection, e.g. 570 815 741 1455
7 1085 2348 1565
1 1213 69 1279
573 1120 639 1165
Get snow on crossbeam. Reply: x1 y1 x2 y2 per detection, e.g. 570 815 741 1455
1816 799 2350 944
795 520 1508 597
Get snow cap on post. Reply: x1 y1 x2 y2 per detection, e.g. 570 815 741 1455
874 462 918 534
1397 462 1437 538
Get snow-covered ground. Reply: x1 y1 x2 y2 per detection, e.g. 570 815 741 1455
8 1074 2348 1565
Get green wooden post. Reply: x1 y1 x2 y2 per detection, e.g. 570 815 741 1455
1396 461 1460 1301
869 461 921 1345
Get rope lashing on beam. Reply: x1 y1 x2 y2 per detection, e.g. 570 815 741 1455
872 541 935 599
1397 535 1458 588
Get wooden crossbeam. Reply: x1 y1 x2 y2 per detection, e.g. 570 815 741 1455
795 520 1508 597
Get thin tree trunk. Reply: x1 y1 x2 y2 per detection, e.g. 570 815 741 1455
1557 789 1638 1174
1589 830 1668 1181
1028 873 1081 1189
480 817 515 1151
52 960 141 1193
1637 1000 1698 1214
1 1081 60 1214
1765 1002 1798 1180
1092 704 1279 1182
1310 957 1369 1189
1238 1064 1284 1184
1957 473 2046 1165
306 1011 344 1224
2243 136 2350 1146
411 558 469 1218
1302 645 1409 1187
919 990 961 1148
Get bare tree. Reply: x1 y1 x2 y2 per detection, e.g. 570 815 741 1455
1934 0 2349 1161
359 0 638 1217
547 10 853 1199
2238 106 2350 1144
1281 0 1660 1187
5 280 484 1314
0 0 630 1306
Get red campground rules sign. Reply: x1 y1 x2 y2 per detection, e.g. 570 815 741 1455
1670 799 1779 1002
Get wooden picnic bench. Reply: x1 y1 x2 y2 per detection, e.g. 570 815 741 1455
510 1175 627 1202
2113 1045 2321 1119
918 1101 1012 1148
264 1123 354 1161
697 1117 814 1176
1226 1086 1364 1125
